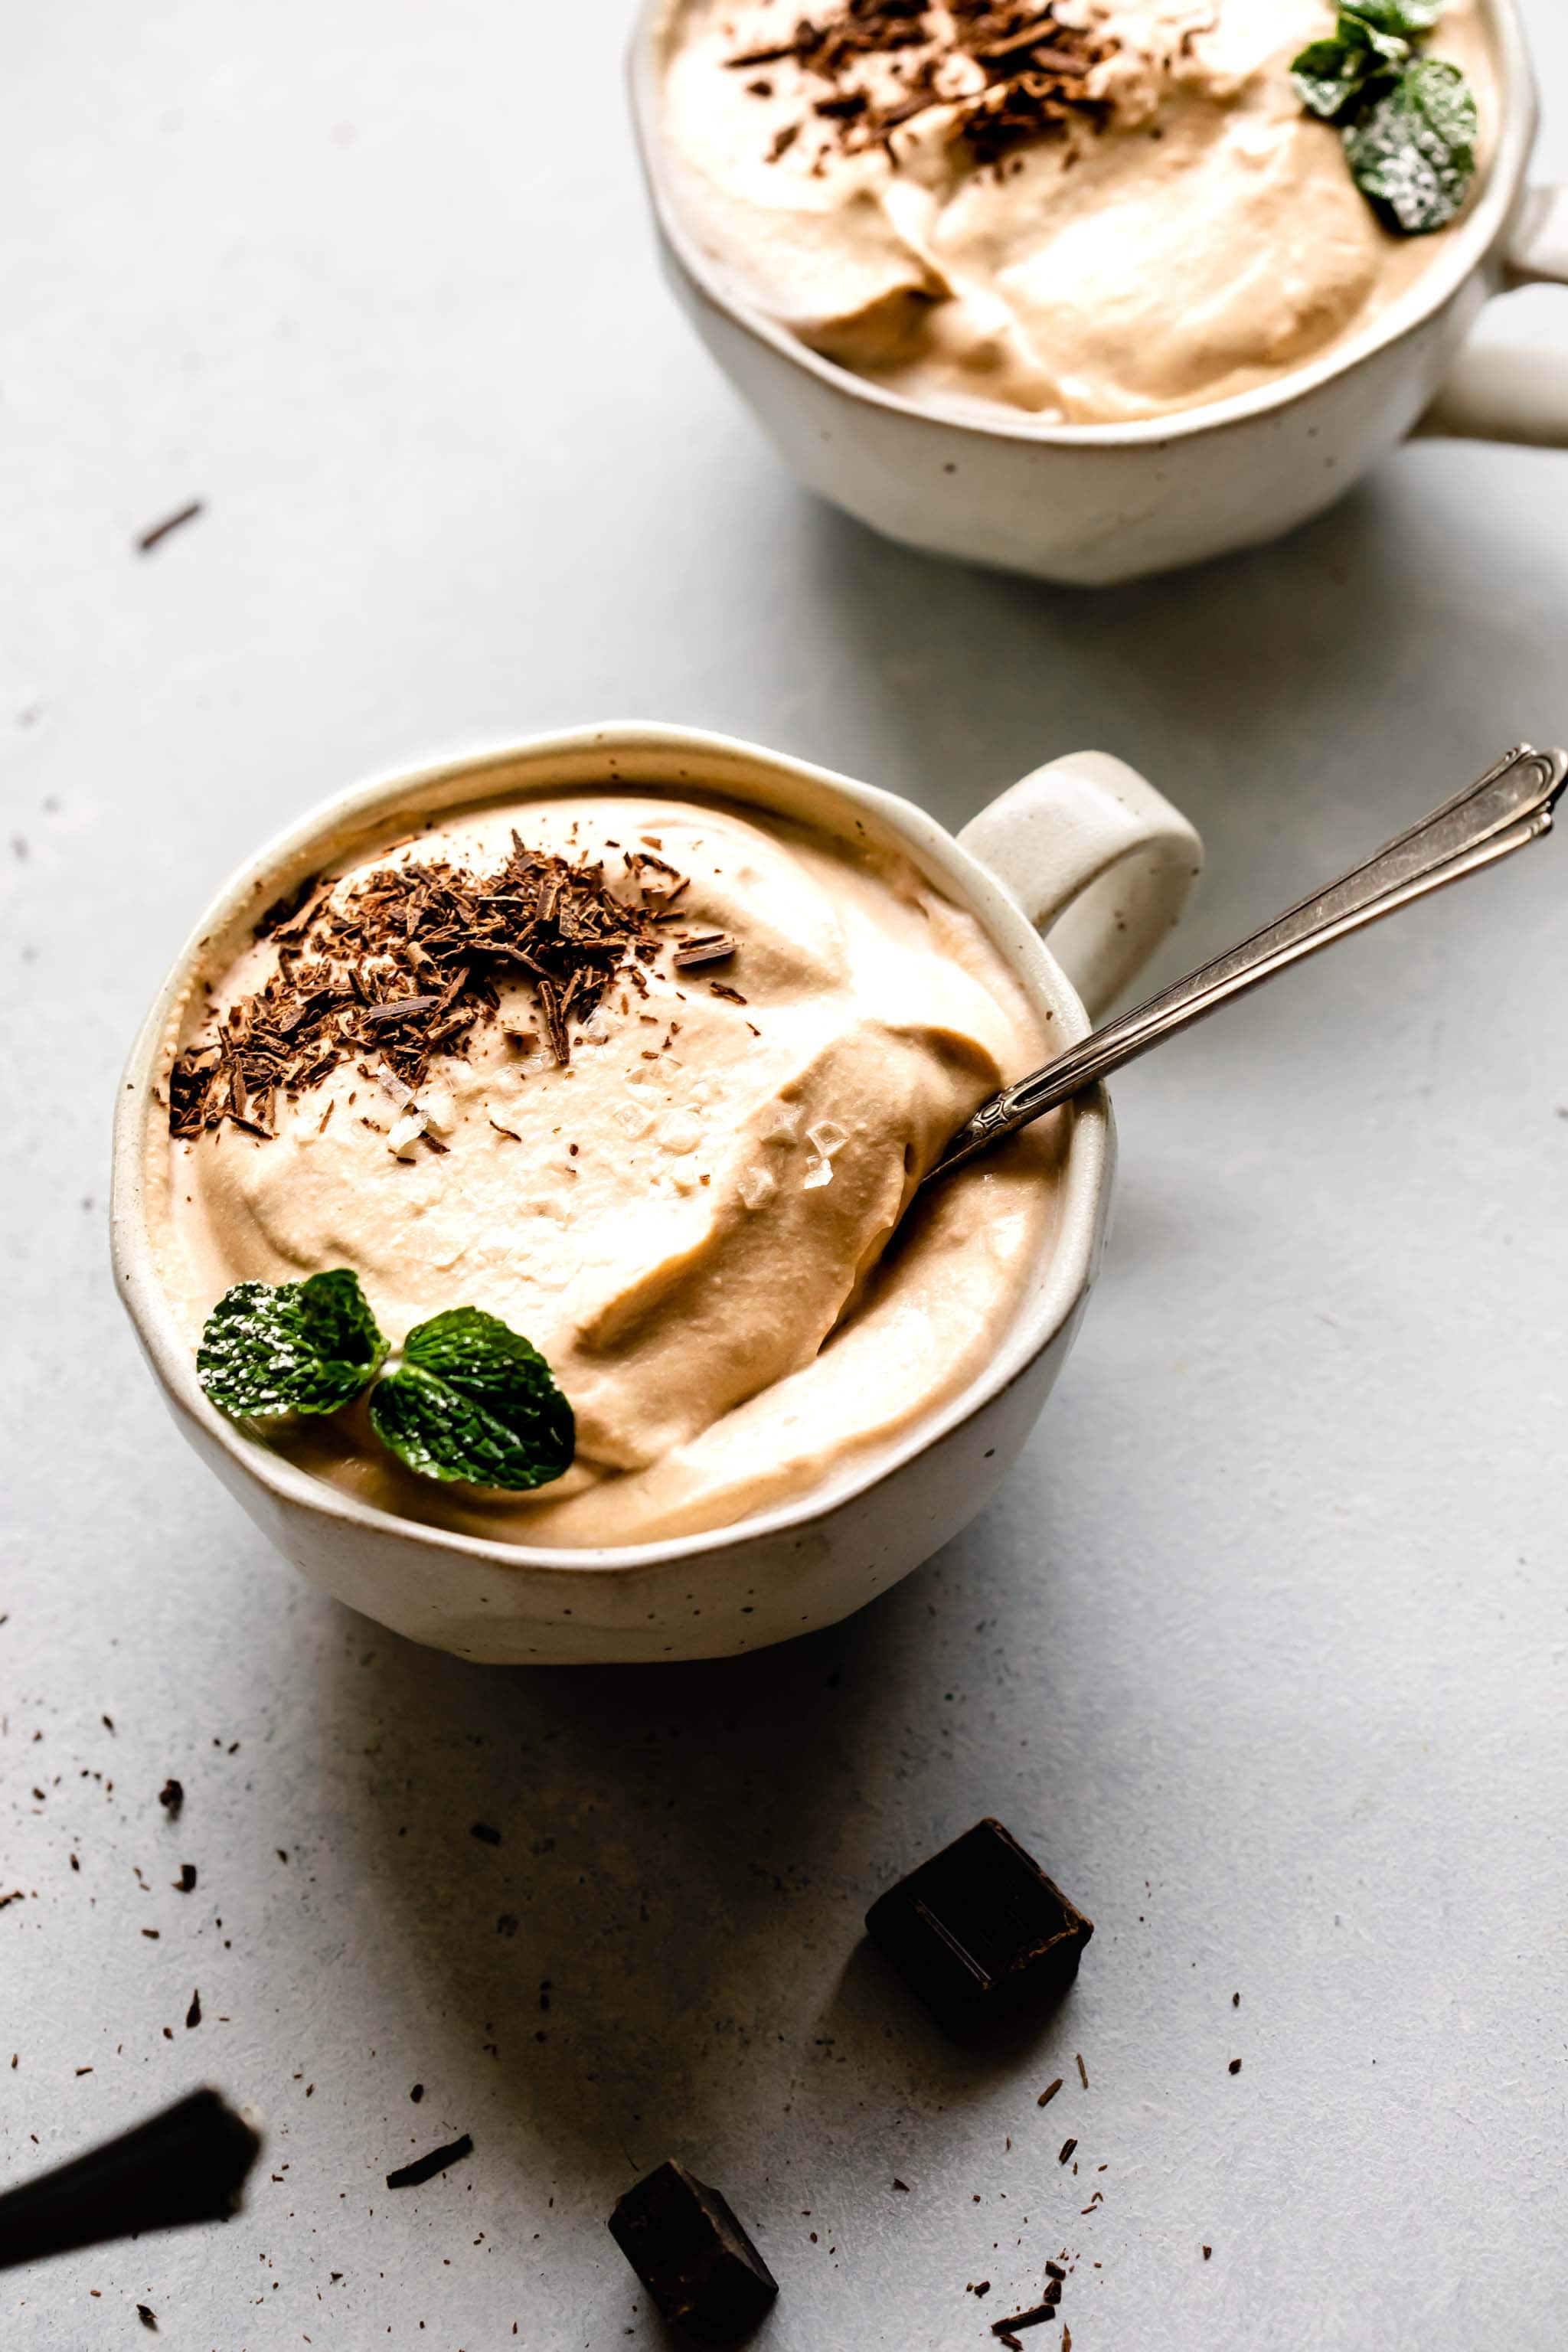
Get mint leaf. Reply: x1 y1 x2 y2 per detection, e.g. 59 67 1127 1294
1291 36 1382 120
198 1269 388 1419
1346 0 1442 34
368 1308 575 1491
1344 58 1478 234
1290 11 1408 121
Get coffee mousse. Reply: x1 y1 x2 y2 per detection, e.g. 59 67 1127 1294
657 0 1495 424
152 791 1063 1547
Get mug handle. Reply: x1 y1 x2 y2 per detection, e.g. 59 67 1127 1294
1416 184 1568 447
958 751 1203 1021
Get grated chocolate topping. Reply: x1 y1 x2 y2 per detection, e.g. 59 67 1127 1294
170 835 720 1141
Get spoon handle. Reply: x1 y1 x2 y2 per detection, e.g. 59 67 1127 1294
927 743 1567 1184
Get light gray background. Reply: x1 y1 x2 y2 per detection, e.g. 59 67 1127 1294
4 5 1566 2347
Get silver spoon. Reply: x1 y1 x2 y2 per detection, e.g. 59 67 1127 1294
926 743 1567 1186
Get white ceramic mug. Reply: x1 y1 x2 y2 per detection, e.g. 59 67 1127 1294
629 0 1568 586
111 725 1200 1665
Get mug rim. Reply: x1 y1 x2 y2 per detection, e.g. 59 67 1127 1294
110 722 1114 1578
629 0 1537 452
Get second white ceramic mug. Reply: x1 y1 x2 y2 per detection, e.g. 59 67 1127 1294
111 725 1201 1664
630 0 1568 585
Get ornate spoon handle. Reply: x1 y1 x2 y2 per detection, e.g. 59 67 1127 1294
927 744 1567 1186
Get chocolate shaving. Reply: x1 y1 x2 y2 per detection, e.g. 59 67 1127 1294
672 930 737 969
991 2301 1063 2335
169 834 712 1139
385 2133 474 2190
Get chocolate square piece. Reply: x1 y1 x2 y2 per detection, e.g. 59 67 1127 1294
865 1818 1093 2033
608 2159 778 2343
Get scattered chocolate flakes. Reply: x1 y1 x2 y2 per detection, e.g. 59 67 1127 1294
385 2133 474 2190
136 499 204 555
169 830 717 1141
734 2 1116 171
156 1779 184 1821
1037 2078 1063 2108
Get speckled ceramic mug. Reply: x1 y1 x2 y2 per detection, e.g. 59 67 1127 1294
629 0 1568 584
111 724 1200 1664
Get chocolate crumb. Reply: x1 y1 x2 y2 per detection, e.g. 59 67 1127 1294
1075 2053 1088 2089
1228 2059 1242 2076
1058 2138 1076 2164
1037 2079 1063 2108
157 1779 183 1821
136 2305 158 2331
185 1990 201 2030
470 1822 502 1847
174 1865 197 1893
891 2177 909 2191
410 2085 424 2103
1203 2246 1212 2259
136 499 204 554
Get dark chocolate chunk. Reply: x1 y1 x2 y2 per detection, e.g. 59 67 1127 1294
864 1818 1093 2034
608 2158 778 2344
0 2089 260 2272
1228 2058 1242 2076
174 1865 197 1893
469 1821 502 1847
384 2134 473 2190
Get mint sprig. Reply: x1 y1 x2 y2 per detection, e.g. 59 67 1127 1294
197 1269 389 1418
198 1279 574 1492
368 1309 575 1492
1290 4 1478 234
1344 57 1478 234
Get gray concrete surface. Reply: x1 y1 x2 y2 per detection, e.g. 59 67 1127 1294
3 5 1566 2346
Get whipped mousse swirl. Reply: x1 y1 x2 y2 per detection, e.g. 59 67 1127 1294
152 792 1061 1547
658 0 1494 423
